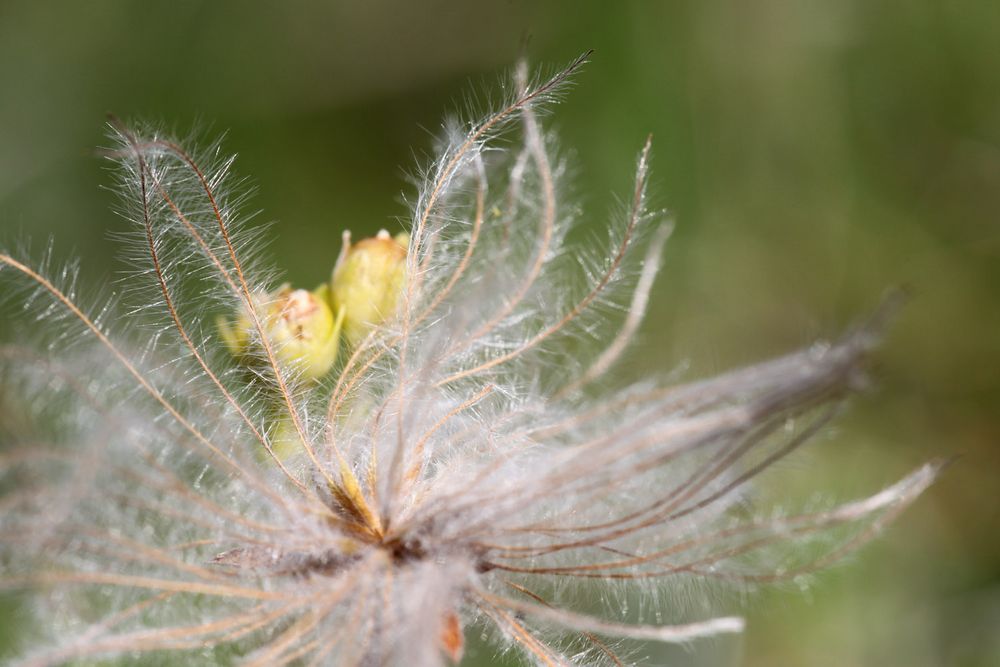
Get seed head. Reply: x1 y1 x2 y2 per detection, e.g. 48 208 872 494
0 53 937 666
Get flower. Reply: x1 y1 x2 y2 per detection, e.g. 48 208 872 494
330 229 409 345
0 53 937 666
218 283 343 381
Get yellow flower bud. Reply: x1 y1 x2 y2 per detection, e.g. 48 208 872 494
267 415 305 460
217 283 343 381
216 310 252 358
330 229 408 344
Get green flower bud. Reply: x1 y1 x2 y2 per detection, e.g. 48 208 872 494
330 229 408 344
217 283 343 381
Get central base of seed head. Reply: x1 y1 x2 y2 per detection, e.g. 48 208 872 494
211 532 437 579
382 535 428 565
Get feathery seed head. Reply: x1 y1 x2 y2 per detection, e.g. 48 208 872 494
0 53 938 666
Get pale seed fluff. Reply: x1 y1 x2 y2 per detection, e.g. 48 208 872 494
0 53 938 666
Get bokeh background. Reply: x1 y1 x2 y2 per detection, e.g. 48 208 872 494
1 1 998 665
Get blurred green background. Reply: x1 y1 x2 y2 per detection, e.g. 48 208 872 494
1 1 997 665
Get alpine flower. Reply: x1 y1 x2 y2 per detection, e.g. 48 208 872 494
0 53 938 666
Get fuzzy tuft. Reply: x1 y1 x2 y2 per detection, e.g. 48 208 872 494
0 54 935 667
